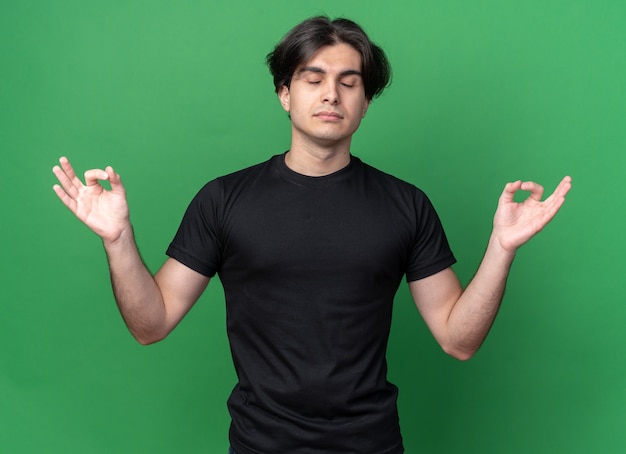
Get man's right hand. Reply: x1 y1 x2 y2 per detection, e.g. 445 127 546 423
52 156 131 244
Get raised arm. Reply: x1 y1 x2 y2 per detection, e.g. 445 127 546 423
410 176 572 360
52 157 209 344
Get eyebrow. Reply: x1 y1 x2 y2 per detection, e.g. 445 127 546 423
297 66 362 78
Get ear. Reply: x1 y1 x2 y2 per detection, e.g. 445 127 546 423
278 85 290 113
361 98 371 118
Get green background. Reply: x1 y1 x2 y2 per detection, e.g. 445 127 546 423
2 0 624 452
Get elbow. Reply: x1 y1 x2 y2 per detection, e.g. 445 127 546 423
442 344 477 361
125 318 171 345
448 350 475 361
135 336 158 346
132 330 167 346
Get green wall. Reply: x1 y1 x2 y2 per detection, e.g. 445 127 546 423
2 1 624 452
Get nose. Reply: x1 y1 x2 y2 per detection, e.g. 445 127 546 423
322 81 339 105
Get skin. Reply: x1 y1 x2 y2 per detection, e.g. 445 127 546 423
52 43 572 356
278 43 369 176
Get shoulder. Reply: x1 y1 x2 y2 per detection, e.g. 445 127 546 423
356 157 427 197
216 154 280 185
194 154 282 197
185 155 287 218
354 158 442 222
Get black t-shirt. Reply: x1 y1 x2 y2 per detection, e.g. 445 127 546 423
167 154 456 454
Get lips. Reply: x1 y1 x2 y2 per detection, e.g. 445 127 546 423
314 111 344 120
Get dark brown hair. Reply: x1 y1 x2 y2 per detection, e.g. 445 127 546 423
266 16 391 100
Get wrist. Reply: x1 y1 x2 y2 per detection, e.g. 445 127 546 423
102 223 134 250
486 232 517 268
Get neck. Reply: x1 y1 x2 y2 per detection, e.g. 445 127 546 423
285 135 353 177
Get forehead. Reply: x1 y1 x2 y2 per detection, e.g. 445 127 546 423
299 43 362 73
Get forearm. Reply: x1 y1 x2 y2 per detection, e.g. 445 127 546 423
444 234 515 359
103 226 168 345
415 177 571 360
52 158 205 343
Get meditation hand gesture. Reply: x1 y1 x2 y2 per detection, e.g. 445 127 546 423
492 176 572 252
52 157 131 244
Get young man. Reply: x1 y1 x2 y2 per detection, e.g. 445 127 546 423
52 16 571 454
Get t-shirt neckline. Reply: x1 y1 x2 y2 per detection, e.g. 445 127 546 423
276 151 360 185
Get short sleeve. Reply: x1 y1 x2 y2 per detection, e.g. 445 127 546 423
405 189 456 282
166 180 224 277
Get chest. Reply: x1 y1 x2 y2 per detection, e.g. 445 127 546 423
218 182 415 281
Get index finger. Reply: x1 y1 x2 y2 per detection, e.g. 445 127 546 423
499 180 523 204
520 181 545 201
